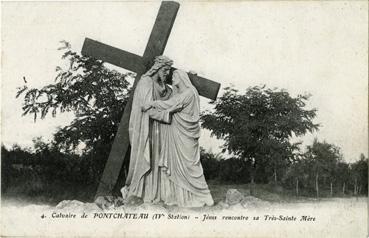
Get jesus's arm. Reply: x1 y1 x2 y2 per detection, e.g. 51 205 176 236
146 103 183 124
144 93 187 123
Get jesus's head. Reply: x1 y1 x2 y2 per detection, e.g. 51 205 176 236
143 55 173 82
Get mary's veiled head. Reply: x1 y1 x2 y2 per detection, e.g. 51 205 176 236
172 69 200 112
172 69 195 89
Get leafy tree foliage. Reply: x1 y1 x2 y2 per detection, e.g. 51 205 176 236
336 161 350 195
17 41 132 153
283 157 311 196
200 147 221 180
282 139 368 197
201 86 319 183
350 154 368 195
1 142 96 202
304 139 343 197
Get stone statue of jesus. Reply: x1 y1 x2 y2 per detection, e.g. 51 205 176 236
121 56 173 204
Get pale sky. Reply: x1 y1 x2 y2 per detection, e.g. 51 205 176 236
1 1 368 162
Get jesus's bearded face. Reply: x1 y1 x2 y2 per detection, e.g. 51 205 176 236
157 66 171 82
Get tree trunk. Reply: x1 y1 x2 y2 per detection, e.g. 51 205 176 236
250 160 256 195
274 167 277 183
250 165 255 195
315 173 319 198
250 175 255 196
354 178 358 195
330 182 333 197
296 178 299 197
342 182 345 195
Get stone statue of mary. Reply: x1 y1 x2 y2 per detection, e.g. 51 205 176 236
143 69 214 207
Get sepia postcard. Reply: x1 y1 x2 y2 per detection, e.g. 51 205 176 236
1 1 368 237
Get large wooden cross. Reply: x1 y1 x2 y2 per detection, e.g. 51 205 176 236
81 1 221 198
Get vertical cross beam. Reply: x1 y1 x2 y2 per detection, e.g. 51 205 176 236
94 1 180 198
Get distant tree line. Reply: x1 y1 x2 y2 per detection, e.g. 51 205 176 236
1 139 98 203
2 140 367 202
201 144 368 197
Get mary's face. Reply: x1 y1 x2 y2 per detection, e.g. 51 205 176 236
172 73 180 86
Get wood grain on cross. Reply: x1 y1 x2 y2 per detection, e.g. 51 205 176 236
81 1 221 198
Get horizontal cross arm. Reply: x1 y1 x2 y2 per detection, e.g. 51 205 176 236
82 38 146 74
189 73 220 101
174 70 220 101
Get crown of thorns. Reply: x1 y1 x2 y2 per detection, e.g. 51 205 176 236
143 55 173 77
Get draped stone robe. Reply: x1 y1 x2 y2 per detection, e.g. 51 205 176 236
148 88 214 207
125 75 171 202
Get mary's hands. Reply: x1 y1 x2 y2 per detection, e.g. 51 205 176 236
141 102 152 112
